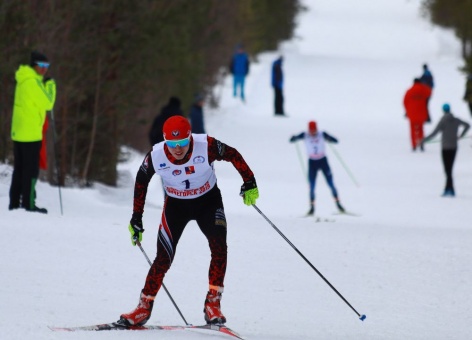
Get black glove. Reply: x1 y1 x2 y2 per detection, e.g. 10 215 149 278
240 178 257 194
128 214 144 246
289 136 296 142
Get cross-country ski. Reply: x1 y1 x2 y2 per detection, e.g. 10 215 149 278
49 322 245 339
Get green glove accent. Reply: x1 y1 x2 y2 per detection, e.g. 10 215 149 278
243 188 259 206
128 221 143 246
240 178 258 206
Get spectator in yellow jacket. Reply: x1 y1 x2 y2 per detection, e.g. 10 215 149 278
9 51 56 213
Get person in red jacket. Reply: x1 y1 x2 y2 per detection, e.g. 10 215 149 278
39 117 49 170
403 78 432 151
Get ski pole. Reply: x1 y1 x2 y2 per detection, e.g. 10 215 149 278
294 142 307 178
326 143 360 188
425 135 471 144
251 204 366 321
50 109 63 215
135 238 190 325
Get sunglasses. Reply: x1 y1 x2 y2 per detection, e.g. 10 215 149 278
36 62 50 68
165 137 190 148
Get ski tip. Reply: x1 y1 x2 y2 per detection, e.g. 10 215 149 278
359 314 367 321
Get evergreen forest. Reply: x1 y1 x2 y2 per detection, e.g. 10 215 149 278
0 0 302 186
421 0 472 72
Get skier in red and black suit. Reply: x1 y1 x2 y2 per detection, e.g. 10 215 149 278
120 116 259 326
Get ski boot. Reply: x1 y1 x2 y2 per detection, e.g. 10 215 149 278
306 201 315 216
441 189 455 197
25 205 48 214
204 287 226 324
119 292 155 326
335 199 345 213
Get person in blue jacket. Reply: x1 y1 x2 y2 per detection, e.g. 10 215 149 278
419 64 434 121
419 64 434 89
229 45 250 102
290 121 345 215
272 56 285 115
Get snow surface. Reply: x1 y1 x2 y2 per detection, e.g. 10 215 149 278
1 0 472 339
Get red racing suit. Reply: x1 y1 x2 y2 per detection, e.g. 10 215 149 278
132 134 254 297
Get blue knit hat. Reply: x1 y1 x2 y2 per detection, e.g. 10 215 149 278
442 103 450 112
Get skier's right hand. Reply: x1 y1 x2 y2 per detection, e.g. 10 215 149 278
240 178 259 206
128 215 144 246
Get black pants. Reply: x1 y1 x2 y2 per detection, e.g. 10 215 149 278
9 141 42 209
143 186 227 296
274 87 284 115
441 149 457 193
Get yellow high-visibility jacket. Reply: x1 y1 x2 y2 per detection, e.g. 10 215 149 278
11 65 56 142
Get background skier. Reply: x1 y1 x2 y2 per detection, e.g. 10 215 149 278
290 120 345 216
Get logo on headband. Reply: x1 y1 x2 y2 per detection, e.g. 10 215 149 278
172 130 180 137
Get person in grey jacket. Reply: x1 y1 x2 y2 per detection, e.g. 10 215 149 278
421 103 470 197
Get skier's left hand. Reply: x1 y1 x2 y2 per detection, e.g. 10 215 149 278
240 178 259 206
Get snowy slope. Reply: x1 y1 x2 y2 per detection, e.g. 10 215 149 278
1 0 472 339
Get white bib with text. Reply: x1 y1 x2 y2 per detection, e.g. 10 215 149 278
151 134 217 199
304 132 326 160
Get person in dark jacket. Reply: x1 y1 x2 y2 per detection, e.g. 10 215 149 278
149 96 183 146
419 64 434 89
229 45 250 102
271 56 285 116
421 103 470 197
419 64 434 120
463 73 472 117
189 93 206 134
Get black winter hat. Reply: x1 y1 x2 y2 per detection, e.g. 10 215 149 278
168 96 181 107
30 51 49 66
